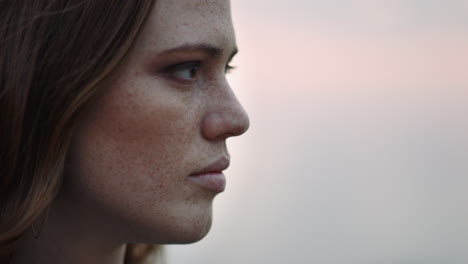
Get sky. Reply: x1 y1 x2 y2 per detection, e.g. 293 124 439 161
166 1 468 263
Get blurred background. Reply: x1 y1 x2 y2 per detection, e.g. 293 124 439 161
167 0 468 263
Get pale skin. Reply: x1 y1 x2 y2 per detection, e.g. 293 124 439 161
11 0 249 263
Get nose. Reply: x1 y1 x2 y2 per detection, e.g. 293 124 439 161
201 87 250 141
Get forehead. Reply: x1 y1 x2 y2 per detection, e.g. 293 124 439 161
164 0 230 17
137 0 235 53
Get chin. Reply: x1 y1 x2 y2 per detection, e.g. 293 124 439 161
166 198 217 244
132 205 215 244
172 218 213 244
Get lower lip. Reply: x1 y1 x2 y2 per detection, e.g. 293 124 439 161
189 172 226 193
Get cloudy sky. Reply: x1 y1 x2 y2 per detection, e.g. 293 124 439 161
167 1 468 263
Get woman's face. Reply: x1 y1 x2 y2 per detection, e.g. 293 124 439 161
62 0 249 244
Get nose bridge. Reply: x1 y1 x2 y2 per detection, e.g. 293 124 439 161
202 83 250 140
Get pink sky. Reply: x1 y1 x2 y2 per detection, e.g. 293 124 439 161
233 21 468 91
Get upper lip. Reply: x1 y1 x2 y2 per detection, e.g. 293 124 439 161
189 157 230 176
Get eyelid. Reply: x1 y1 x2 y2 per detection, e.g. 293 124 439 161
158 61 201 84
155 57 237 85
163 61 201 73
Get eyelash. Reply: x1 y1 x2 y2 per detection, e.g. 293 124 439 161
162 61 236 84
225 64 236 74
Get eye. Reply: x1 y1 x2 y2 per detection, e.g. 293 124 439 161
164 61 201 82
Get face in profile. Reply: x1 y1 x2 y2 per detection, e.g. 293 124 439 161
59 0 249 244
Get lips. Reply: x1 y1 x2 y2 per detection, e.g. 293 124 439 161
190 157 230 176
189 157 230 193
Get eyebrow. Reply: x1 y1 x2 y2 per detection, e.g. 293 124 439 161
157 43 238 61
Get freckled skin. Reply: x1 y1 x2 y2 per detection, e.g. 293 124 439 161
59 0 249 245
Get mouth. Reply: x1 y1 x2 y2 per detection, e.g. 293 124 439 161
189 157 230 193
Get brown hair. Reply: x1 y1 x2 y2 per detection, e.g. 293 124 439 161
0 0 161 263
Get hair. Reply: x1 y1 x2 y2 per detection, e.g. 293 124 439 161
0 0 162 263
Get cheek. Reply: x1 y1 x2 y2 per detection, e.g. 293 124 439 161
66 83 202 230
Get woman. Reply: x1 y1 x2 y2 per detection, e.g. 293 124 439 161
0 0 250 263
